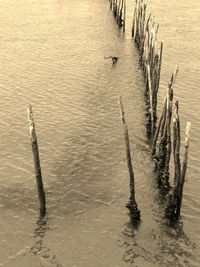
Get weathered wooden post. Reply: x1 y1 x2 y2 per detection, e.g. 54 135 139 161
147 64 154 140
123 0 126 33
110 0 113 10
156 41 163 93
165 101 180 219
27 105 46 216
119 96 141 221
152 97 167 157
117 0 121 25
132 2 136 37
165 99 191 220
176 121 191 216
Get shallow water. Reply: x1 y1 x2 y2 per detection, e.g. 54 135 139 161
0 0 199 266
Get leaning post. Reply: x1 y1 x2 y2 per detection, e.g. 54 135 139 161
27 105 46 216
119 96 140 221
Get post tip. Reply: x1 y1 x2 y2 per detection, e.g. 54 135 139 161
186 121 191 131
27 104 32 113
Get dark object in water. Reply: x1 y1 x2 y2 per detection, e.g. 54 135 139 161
112 56 118 63
104 55 119 64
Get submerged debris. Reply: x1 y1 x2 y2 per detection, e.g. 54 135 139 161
104 55 119 64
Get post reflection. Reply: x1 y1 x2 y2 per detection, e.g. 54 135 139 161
30 210 49 257
29 210 64 266
121 215 196 266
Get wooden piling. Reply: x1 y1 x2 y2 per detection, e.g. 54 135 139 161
108 0 126 30
165 101 191 220
176 121 191 216
156 41 163 93
119 96 140 221
156 90 170 190
147 64 154 140
151 67 178 189
132 0 163 143
123 0 126 32
131 0 191 219
163 85 173 185
165 101 180 219
27 105 46 215
110 0 112 10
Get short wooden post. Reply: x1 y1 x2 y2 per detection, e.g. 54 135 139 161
27 105 46 215
119 96 140 221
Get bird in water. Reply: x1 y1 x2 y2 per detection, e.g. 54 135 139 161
104 56 119 64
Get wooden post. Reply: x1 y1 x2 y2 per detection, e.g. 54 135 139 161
113 0 117 17
27 105 46 215
132 4 137 37
163 84 173 185
117 0 122 26
156 92 168 189
181 121 191 187
173 101 181 189
165 103 191 220
152 103 164 157
156 41 163 93
176 121 191 216
119 96 140 221
165 101 180 219
110 0 113 10
123 0 126 32
147 64 154 140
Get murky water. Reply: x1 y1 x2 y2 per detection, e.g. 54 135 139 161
0 0 199 266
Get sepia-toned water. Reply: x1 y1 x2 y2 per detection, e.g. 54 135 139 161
0 0 199 266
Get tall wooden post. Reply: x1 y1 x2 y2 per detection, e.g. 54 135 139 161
176 121 191 216
119 96 140 221
27 105 46 216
